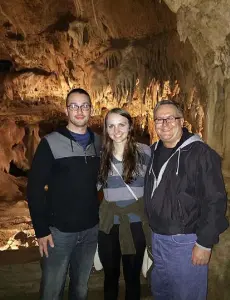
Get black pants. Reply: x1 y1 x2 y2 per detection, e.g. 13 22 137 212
98 222 146 300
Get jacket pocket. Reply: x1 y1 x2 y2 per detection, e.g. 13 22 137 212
177 192 199 225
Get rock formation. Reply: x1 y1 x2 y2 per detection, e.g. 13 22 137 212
0 1 229 298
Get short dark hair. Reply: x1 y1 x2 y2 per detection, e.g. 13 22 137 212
66 88 91 106
154 100 184 118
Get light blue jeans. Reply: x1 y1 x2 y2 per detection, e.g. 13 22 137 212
40 225 98 300
151 233 208 300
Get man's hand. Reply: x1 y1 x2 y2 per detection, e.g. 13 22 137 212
38 234 54 258
192 244 211 265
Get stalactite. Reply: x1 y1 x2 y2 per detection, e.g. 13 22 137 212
73 0 84 17
68 20 88 47
102 50 121 69
91 0 99 28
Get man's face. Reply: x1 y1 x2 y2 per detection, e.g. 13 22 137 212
154 104 184 147
65 93 91 129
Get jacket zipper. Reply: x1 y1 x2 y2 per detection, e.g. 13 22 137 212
84 142 94 164
177 199 185 233
84 150 87 164
73 141 91 164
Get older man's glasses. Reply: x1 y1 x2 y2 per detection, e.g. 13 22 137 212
67 103 91 111
154 116 181 125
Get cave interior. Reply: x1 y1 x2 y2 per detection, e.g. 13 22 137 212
0 0 230 299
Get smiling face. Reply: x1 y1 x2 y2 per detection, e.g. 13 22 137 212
65 92 91 132
106 112 130 145
154 104 184 148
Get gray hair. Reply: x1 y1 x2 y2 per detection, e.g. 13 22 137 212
153 100 184 118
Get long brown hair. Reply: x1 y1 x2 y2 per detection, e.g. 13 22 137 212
99 108 142 186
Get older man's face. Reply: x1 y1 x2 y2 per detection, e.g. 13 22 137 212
154 104 184 148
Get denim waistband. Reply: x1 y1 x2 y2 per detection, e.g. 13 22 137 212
152 232 197 240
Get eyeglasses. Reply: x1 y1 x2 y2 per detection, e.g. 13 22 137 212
154 116 181 125
67 103 91 111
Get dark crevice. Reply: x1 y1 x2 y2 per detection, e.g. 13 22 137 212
9 161 28 177
16 68 51 76
44 12 76 33
110 38 130 49
102 23 109 34
6 32 24 41
3 21 12 29
83 27 89 44
0 60 13 72
67 60 75 80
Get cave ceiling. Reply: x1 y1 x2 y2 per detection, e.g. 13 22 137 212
0 0 198 116
0 0 229 112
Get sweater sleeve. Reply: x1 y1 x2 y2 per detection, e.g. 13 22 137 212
27 138 54 238
196 146 229 248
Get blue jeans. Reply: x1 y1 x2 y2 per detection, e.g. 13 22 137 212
40 225 98 300
151 233 208 300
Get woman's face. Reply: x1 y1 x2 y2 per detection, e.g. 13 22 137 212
106 113 130 144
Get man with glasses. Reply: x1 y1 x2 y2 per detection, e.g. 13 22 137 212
27 88 101 300
144 100 228 300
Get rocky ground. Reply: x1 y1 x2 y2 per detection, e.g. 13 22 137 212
1 227 230 300
0 247 152 300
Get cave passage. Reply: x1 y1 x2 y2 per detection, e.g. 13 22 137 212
9 161 28 177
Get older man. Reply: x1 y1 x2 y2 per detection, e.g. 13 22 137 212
144 100 228 300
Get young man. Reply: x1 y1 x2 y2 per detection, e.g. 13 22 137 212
144 100 228 300
27 88 101 300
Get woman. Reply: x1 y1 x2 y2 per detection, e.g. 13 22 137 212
98 108 151 300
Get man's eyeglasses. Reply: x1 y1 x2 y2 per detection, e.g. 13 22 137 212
154 116 181 125
67 103 91 111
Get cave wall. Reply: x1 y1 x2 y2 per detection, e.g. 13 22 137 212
0 1 228 199
164 0 230 192
0 1 228 171
0 1 229 297
0 0 202 189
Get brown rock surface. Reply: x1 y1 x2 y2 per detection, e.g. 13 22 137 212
0 1 229 298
